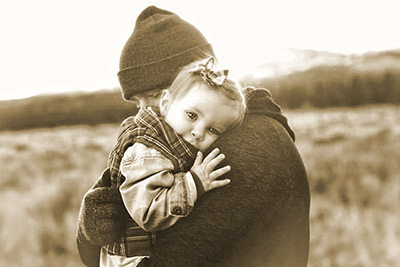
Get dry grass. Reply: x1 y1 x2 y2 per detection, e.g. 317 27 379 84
287 105 400 266
0 124 117 266
1 105 399 266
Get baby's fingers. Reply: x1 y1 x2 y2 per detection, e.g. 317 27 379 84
210 165 231 180
203 148 220 164
193 151 203 166
206 153 226 173
209 178 231 190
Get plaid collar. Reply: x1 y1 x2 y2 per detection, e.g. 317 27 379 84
134 106 198 171
108 106 198 188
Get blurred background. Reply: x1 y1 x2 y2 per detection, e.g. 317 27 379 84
1 0 399 266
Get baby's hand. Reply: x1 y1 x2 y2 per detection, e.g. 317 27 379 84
190 148 231 193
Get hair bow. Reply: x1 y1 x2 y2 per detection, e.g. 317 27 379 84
191 57 229 87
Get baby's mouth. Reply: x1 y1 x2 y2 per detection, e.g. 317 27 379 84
190 141 198 149
182 136 197 148
188 140 199 150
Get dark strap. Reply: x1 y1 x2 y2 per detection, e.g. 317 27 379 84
190 170 205 197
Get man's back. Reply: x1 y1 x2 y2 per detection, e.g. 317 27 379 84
149 91 310 266
216 115 310 267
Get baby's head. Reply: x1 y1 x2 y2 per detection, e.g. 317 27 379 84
159 57 246 152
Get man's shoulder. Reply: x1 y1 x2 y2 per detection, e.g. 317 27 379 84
215 113 308 190
218 114 295 155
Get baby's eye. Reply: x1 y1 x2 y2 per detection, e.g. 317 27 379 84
208 128 221 135
186 111 197 120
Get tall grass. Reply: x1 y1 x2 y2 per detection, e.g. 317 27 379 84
0 125 117 266
1 105 399 266
287 105 400 266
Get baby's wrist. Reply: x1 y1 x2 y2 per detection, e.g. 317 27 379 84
189 170 205 196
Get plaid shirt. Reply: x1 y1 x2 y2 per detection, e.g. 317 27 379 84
104 106 197 257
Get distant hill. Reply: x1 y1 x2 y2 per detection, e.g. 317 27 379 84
247 48 400 108
1 48 399 130
249 48 400 80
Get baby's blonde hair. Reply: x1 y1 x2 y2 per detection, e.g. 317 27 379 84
167 58 247 125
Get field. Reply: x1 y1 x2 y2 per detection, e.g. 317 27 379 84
1 105 399 266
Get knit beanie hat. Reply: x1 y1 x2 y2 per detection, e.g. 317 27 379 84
118 6 215 100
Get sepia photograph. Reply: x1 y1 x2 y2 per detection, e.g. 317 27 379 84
0 0 399 266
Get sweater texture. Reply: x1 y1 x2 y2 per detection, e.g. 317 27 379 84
146 88 310 266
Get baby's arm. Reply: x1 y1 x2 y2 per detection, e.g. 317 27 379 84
120 143 230 232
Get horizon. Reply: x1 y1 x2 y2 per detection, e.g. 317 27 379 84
1 0 399 100
2 46 400 103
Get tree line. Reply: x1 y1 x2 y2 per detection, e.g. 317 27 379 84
257 69 400 109
1 69 399 131
0 90 137 131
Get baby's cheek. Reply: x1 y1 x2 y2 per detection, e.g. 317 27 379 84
206 137 219 149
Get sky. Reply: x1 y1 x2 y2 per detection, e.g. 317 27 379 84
0 0 399 100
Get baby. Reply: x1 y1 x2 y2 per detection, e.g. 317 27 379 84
101 57 246 266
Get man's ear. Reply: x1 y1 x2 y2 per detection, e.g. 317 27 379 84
159 90 170 116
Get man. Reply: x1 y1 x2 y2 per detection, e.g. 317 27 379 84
76 6 310 267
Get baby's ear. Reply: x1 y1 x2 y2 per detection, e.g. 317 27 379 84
159 90 171 116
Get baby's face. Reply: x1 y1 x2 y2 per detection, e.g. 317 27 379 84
160 83 240 152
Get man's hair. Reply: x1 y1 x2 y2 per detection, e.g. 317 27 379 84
168 59 247 126
130 88 164 108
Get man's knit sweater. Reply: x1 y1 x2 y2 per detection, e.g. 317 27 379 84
145 88 310 266
77 88 310 267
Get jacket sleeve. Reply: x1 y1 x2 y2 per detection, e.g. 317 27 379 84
119 143 198 232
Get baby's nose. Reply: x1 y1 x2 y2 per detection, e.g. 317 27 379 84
191 129 204 140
